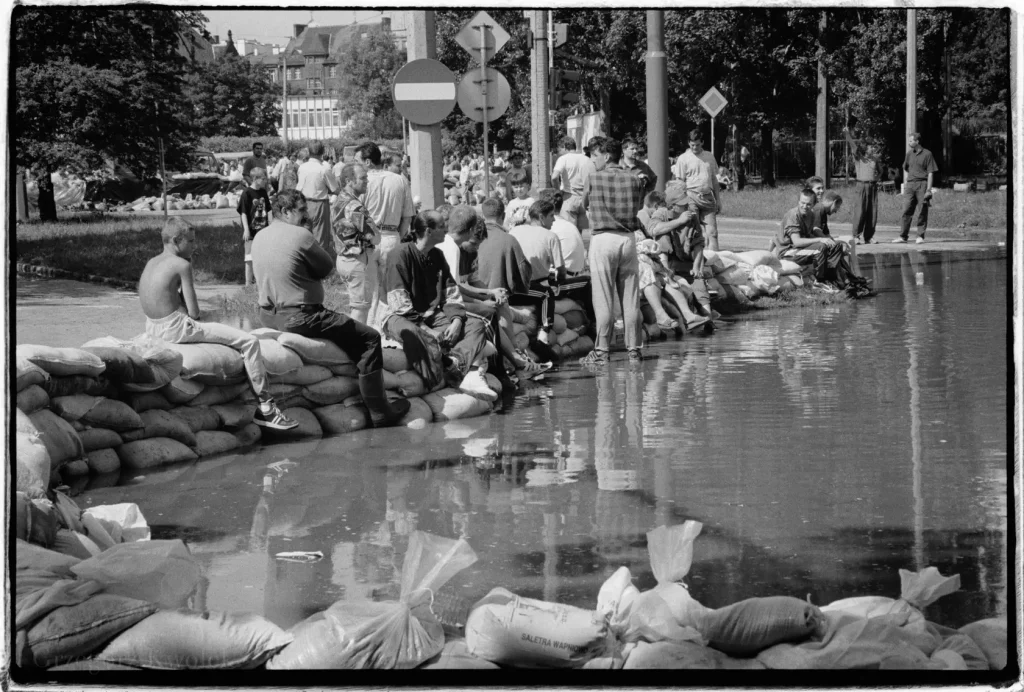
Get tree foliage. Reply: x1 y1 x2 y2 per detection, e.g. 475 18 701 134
183 55 281 138
13 7 207 178
334 26 407 141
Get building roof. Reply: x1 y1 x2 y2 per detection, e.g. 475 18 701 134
284 23 366 57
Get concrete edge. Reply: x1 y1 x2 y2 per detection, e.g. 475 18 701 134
16 262 138 291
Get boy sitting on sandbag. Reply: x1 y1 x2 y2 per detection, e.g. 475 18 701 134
138 218 298 430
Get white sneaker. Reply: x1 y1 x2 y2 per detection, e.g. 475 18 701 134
458 370 498 402
915 237 925 244
516 359 553 381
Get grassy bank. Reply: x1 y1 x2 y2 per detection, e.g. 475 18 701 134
221 282 351 324
16 217 245 284
723 184 1006 230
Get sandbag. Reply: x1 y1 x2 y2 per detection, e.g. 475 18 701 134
778 259 803 276
623 640 766 670
118 334 183 392
169 406 221 432
555 328 579 347
735 250 783 271
17 384 50 414
210 403 256 428
17 431 52 498
554 298 581 314
17 344 105 378
702 596 824 656
15 492 59 547
52 490 85 533
264 407 322 438
392 370 427 397
161 376 205 404
163 342 245 383
61 459 90 477
270 364 333 386
25 594 158 669
28 409 86 467
716 264 751 286
423 388 493 422
398 397 433 429
116 438 198 470
42 374 110 398
234 423 262 447
139 409 197 448
551 313 567 334
77 427 123 452
187 382 249 407
277 331 355 367
98 609 293 670
329 362 359 377
933 633 989 671
566 335 593 357
71 539 201 608
303 375 361 406
382 347 410 373
312 403 369 435
79 512 117 551
419 638 500 669
255 338 303 375
80 346 155 384
86 448 121 475
123 390 174 412
194 430 241 457
52 529 103 560
17 357 50 391
83 503 150 543
958 618 1007 670
16 538 81 575
52 395 143 431
513 331 530 352
756 616 931 669
466 587 615 668
561 309 587 331
268 531 475 669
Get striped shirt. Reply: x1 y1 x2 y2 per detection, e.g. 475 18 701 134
584 163 645 235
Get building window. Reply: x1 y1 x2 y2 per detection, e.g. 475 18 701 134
268 70 277 83
299 111 307 127
333 110 340 126
328 66 337 78
290 112 298 127
305 56 314 66
306 78 323 89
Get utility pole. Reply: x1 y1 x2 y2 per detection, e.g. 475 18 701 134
406 10 444 209
942 17 953 173
281 52 288 150
645 11 668 193
529 10 551 189
815 11 829 186
907 9 917 145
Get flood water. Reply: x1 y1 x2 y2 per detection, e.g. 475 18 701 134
73 256 1009 632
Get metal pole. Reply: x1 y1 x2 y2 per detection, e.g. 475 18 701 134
645 11 668 193
480 21 490 197
407 10 444 209
402 117 407 155
844 105 850 184
281 53 288 149
816 10 829 185
548 11 555 71
710 116 715 167
530 11 551 189
159 137 167 217
907 9 917 143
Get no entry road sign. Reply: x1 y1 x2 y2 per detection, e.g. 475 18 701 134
392 59 457 126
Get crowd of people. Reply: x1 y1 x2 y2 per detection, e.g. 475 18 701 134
137 132 879 433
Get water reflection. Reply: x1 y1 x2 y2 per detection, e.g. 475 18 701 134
73 260 1009 630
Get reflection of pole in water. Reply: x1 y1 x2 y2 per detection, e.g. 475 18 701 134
543 511 558 603
902 255 925 570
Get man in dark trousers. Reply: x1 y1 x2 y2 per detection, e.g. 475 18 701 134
893 132 938 244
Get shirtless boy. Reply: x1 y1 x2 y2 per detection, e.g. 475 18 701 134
139 217 298 430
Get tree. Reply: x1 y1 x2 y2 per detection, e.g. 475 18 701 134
334 26 407 141
183 55 281 137
13 7 207 219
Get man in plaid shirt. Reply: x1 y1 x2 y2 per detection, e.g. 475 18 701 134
331 162 379 324
579 136 646 365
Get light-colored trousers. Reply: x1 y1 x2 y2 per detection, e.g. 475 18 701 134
589 232 642 352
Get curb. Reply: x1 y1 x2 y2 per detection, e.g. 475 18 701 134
16 262 138 291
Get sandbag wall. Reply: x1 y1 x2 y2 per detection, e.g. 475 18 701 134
510 297 595 363
15 332 502 488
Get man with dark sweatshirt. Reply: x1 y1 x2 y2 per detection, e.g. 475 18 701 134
250 189 409 427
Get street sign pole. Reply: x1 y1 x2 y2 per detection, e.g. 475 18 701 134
710 116 715 166
479 21 490 196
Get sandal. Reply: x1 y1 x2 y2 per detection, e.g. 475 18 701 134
656 319 679 331
684 316 710 331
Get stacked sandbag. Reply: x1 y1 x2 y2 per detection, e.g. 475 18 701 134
510 299 593 363
16 325 497 480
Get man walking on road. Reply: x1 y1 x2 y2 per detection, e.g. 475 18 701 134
296 141 339 258
578 136 646 366
673 129 722 251
551 136 596 232
893 132 938 244
332 163 379 325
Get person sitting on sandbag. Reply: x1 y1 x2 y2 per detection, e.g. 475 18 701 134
381 210 498 402
138 218 298 431
508 199 567 346
251 190 410 428
440 205 552 385
774 188 870 298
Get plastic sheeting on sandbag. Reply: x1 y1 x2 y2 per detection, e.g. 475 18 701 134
71 539 201 608
257 339 304 375
748 264 781 297
312 403 369 435
80 346 155 384
17 431 52 499
16 344 106 378
756 615 932 669
17 384 50 414
419 638 501 669
735 250 783 271
116 437 198 469
423 388 493 422
17 357 50 391
119 334 184 392
97 609 293 670
958 618 1008 670
268 531 477 669
164 342 246 384
193 430 241 457
52 529 103 560
622 639 768 669
465 587 618 668
932 632 989 670
82 504 150 543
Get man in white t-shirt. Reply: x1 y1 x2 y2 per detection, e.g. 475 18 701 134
508 199 565 345
538 188 595 335
503 169 535 231
672 128 722 251
551 136 596 232
355 141 416 331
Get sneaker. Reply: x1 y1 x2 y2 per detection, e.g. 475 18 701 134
915 237 925 244
891 237 908 244
579 349 609 366
627 349 642 362
254 404 299 431
458 369 498 402
516 359 553 381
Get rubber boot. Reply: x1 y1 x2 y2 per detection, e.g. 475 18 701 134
359 370 411 427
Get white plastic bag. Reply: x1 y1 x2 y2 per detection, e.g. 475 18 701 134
70 539 201 608
748 264 781 296
268 530 476 669
82 504 150 543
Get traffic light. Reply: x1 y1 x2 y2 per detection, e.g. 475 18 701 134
550 68 581 109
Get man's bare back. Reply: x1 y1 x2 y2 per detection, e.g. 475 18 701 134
138 252 194 320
